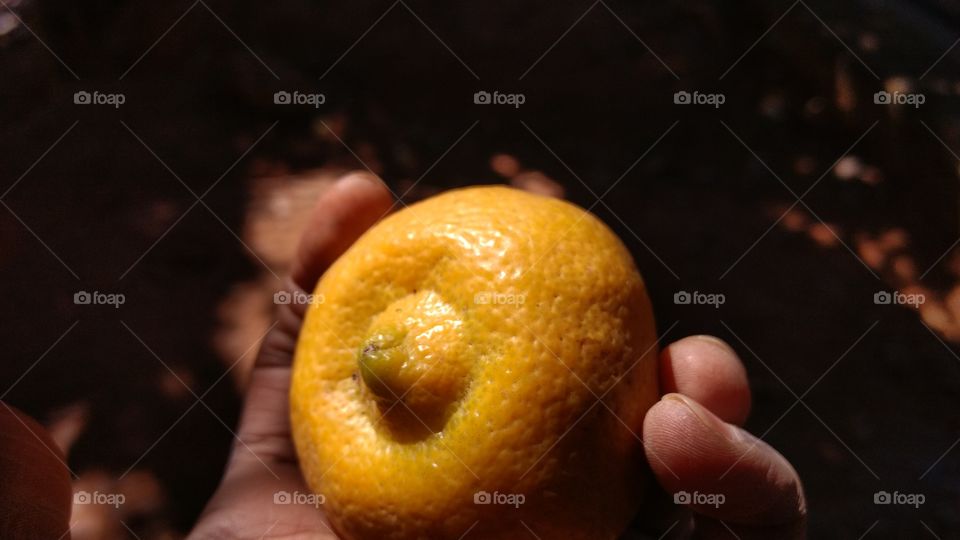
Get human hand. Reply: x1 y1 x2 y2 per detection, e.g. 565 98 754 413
189 173 805 539
641 336 806 538
189 172 393 539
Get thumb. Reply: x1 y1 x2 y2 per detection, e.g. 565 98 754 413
643 393 806 538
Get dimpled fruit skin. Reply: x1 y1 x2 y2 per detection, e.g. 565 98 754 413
291 186 659 540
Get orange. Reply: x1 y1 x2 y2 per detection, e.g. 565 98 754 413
291 186 659 539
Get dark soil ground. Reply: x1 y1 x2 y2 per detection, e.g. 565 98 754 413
2 1 960 538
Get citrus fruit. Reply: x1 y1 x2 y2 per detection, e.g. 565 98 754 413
291 186 659 539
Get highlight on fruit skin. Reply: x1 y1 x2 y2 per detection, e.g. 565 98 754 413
291 185 659 540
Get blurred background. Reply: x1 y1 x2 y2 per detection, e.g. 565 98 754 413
1 0 959 538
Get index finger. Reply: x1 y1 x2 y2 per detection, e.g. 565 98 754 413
291 172 394 292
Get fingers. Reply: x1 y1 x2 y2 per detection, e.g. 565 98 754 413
255 172 393 370
231 172 392 467
643 394 806 532
197 174 392 536
254 278 313 369
291 172 394 292
0 403 72 540
647 337 805 535
659 335 751 425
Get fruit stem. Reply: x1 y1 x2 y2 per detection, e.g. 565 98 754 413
358 331 408 402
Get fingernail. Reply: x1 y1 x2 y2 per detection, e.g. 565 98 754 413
690 335 737 356
338 171 383 189
662 393 740 442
